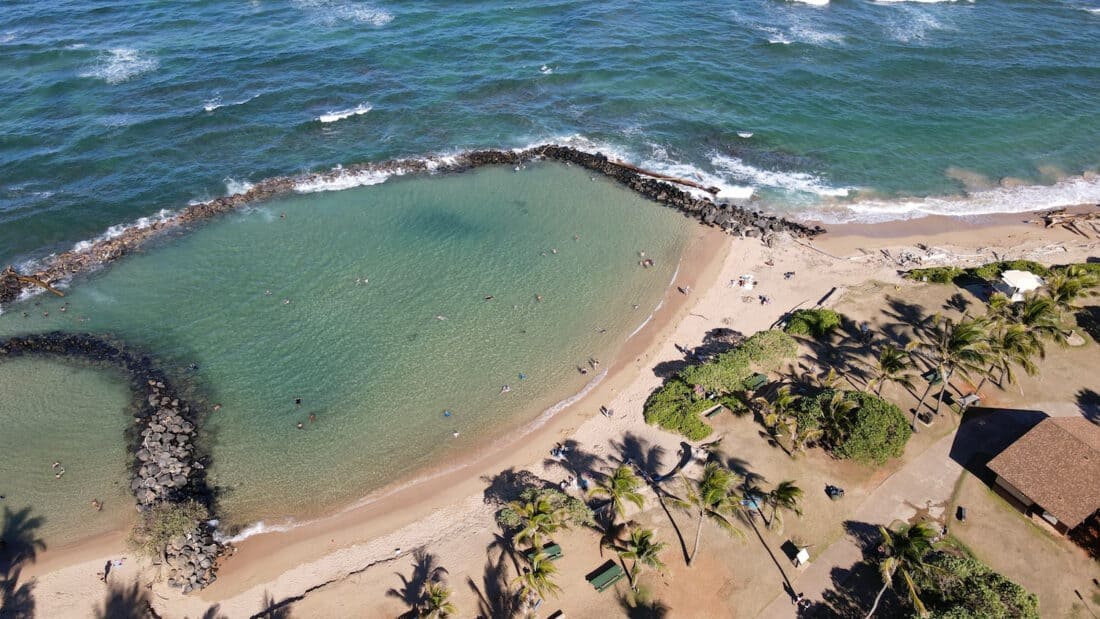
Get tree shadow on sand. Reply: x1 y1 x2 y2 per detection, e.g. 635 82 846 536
1078 388 1100 425
386 549 448 619
652 328 746 379
93 581 157 619
467 545 521 619
1 506 46 619
542 439 606 481
481 468 551 507
802 520 905 618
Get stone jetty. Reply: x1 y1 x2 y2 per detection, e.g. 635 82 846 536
0 332 224 593
0 144 824 305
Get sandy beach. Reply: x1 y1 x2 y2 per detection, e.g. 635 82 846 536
15 207 1100 618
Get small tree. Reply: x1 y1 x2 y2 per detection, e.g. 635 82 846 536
766 480 803 530
869 345 914 397
753 385 800 447
866 522 938 618
615 528 667 591
590 465 645 521
513 552 562 604
128 500 209 559
1047 265 1100 318
506 497 565 550
671 463 744 566
419 582 457 619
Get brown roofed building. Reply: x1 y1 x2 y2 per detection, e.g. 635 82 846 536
987 417 1100 534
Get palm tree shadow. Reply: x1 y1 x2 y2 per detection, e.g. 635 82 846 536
466 545 519 619
1 506 46 619
481 468 551 507
609 432 668 478
1078 388 1100 425
386 548 447 619
94 581 153 619
254 591 294 618
542 439 606 480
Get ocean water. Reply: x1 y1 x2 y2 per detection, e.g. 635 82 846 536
0 163 691 534
0 357 136 545
3 0 1100 266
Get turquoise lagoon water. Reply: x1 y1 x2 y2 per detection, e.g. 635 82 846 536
3 0 1100 544
0 163 691 537
0 357 135 545
3 0 1100 265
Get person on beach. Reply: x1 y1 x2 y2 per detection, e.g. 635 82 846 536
91 499 102 511
500 385 511 394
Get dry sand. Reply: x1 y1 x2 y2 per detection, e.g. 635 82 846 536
17 209 1100 618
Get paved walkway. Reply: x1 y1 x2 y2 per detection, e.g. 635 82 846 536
757 432 963 618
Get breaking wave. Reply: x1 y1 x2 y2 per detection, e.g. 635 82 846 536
80 48 158 84
317 103 373 123
292 0 394 26
711 154 851 197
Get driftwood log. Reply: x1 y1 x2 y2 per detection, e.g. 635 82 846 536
2 265 65 299
1026 207 1100 238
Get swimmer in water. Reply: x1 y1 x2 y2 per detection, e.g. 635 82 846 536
551 248 558 254
296 422 303 429
213 404 222 412
574 234 580 241
295 397 302 407
308 412 316 423
500 385 511 395
283 299 291 305
265 290 272 296
452 431 460 438
435 315 447 321
535 294 543 302
485 295 494 301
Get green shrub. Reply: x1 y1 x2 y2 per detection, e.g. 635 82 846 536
914 552 1039 619
128 500 209 557
784 309 845 338
1055 262 1100 276
496 487 594 530
677 330 797 395
796 390 911 464
642 379 713 440
968 260 1051 281
647 330 797 440
904 267 964 284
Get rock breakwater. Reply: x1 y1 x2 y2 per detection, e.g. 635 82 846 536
0 332 224 592
0 144 824 306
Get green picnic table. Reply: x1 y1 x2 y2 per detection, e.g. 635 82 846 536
587 561 625 592
524 542 563 562
743 372 769 391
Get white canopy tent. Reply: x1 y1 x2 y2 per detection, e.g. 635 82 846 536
995 269 1044 302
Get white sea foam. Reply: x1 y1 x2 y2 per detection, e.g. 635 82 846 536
203 96 223 112
294 166 402 193
216 519 303 544
292 0 393 26
760 27 793 44
711 154 851 197
80 48 158 84
1085 7 1100 14
788 25 845 45
819 174 1100 223
65 42 87 50
1 32 17 44
874 0 970 3
738 132 754 138
317 103 372 123
539 65 553 75
69 209 174 253
789 0 829 5
224 178 255 195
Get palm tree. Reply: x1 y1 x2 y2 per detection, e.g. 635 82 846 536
766 480 803 531
976 322 1040 393
670 462 744 566
615 528 667 591
1013 293 1065 348
507 497 565 550
418 582 457 618
869 345 915 397
513 552 562 603
753 385 800 455
790 422 824 454
912 315 992 416
591 465 646 521
820 390 857 448
865 522 938 618
1046 265 1099 318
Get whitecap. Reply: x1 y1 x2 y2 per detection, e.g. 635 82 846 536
203 96 223 112
789 0 829 5
1085 7 1100 14
292 0 393 26
539 65 553 75
711 154 851 197
738 132 754 138
224 178 254 195
822 174 1100 223
788 25 845 45
294 166 403 193
80 48 158 84
0 32 15 45
69 209 174 253
317 103 372 123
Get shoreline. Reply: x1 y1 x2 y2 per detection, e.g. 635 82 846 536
20 219 731 584
16 206 1099 617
